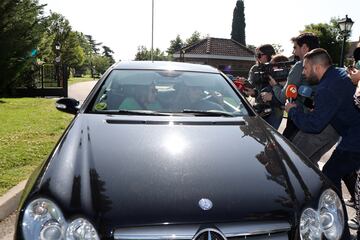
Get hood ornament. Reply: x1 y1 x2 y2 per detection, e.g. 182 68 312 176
198 198 213 210
193 229 227 240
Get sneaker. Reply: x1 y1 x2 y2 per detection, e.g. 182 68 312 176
345 198 356 208
348 218 359 230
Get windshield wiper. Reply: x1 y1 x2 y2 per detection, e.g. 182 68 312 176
96 109 172 116
181 109 235 117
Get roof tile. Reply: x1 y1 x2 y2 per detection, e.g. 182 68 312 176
177 37 254 57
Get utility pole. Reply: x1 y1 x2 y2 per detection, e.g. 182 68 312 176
151 0 154 62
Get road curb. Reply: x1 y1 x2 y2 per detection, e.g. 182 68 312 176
0 180 27 221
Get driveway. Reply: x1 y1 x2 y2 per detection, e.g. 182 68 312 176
68 80 98 102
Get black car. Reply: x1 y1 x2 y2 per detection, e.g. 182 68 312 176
16 61 346 240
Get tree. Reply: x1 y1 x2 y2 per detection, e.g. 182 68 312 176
85 35 102 54
166 32 202 59
77 34 115 77
231 0 246 45
92 55 111 75
0 0 46 95
61 31 85 68
135 46 150 60
74 32 93 75
185 31 202 46
84 35 103 78
167 35 184 55
303 18 343 66
46 12 71 47
135 46 168 61
272 44 284 54
76 32 92 57
246 44 256 52
102 45 115 64
40 13 86 69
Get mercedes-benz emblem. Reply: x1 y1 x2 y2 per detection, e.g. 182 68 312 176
198 198 213 210
193 229 227 240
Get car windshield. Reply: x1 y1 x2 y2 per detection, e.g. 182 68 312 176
89 69 248 116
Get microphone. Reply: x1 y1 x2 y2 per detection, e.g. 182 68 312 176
298 85 312 98
285 84 297 103
298 85 314 109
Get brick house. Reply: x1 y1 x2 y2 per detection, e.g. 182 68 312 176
173 37 255 77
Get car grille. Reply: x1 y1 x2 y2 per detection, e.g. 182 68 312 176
113 221 291 240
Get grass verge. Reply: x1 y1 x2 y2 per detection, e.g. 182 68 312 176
0 98 73 195
68 75 98 85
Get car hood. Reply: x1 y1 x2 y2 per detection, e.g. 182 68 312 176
32 114 327 232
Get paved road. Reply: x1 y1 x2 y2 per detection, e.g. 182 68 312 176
0 213 16 240
0 86 355 239
68 80 97 102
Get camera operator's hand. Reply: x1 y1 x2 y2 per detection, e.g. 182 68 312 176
268 75 277 87
348 68 360 85
285 102 297 113
346 65 354 74
235 76 247 83
260 92 273 102
243 87 256 97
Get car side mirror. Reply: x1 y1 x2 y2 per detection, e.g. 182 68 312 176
253 103 272 117
55 98 80 115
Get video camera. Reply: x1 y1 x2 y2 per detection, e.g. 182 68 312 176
252 60 296 85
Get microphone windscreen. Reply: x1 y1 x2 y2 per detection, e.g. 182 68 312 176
298 85 313 98
286 84 298 99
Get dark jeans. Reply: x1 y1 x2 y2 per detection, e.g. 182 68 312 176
282 117 299 141
292 125 358 211
263 111 283 130
322 148 360 239
292 124 339 164
356 171 360 239
322 148 360 194
344 171 358 201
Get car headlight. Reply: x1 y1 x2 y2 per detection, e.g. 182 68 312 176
300 189 344 240
66 218 99 240
22 198 100 240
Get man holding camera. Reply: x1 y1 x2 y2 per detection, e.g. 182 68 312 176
242 44 284 130
269 32 340 164
285 48 360 239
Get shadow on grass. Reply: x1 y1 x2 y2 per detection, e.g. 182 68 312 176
0 100 6 104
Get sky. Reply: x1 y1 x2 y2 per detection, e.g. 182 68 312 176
38 0 360 61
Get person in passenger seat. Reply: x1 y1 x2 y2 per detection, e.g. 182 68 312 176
119 84 162 111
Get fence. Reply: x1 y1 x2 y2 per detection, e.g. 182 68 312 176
15 63 68 97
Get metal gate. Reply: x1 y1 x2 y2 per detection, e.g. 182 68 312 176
16 63 69 97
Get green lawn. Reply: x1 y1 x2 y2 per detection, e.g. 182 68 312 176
0 98 73 195
68 75 98 85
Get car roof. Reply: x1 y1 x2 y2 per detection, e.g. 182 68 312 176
112 61 220 73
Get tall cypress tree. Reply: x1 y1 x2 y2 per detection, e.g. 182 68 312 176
231 0 246 45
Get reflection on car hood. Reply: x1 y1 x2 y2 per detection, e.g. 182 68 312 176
34 114 327 233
